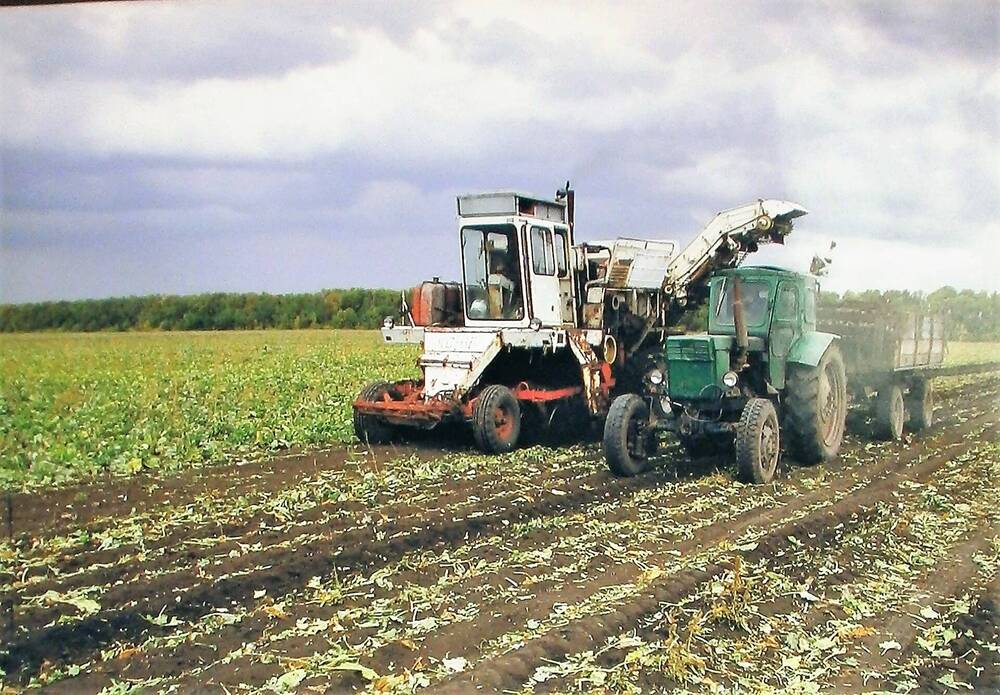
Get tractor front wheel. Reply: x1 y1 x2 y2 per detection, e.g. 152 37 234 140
472 385 522 453
604 394 656 477
736 398 780 484
354 381 395 444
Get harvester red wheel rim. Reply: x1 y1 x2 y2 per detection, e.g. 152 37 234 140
494 404 514 441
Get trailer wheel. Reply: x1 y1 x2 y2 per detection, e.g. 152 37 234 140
604 394 656 477
785 344 848 464
736 398 780 484
907 379 934 432
472 385 521 453
353 381 394 444
875 383 905 440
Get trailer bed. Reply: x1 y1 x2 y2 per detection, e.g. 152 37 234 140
817 303 945 381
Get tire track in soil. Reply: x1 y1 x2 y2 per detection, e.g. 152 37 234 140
911 576 1000 693
835 531 1000 692
2 380 995 685
430 418 999 693
526 436 1000 694
192 399 996 693
0 456 682 680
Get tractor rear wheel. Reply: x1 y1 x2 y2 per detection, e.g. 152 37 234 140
907 379 934 432
785 344 848 464
604 394 656 477
875 383 905 440
472 385 521 453
736 398 780 484
353 381 394 444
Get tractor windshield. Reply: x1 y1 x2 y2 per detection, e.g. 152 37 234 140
461 224 524 321
716 279 771 326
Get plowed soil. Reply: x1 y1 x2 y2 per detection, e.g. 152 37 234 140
2 373 998 694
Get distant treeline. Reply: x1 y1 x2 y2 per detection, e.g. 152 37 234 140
820 287 999 341
1 286 997 339
0 289 401 332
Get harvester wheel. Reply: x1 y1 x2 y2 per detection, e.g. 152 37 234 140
353 381 394 445
875 383 905 440
785 344 847 464
472 385 521 453
604 394 655 477
736 398 780 484
907 379 934 432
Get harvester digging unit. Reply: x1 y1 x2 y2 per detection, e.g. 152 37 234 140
353 185 808 452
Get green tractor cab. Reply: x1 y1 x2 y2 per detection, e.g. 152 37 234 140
603 266 847 484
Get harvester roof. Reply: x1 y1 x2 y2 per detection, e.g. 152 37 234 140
457 190 567 223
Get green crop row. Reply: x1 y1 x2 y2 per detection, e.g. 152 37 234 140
0 330 418 490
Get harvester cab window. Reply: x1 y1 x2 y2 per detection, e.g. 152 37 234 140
553 228 569 277
461 224 524 321
716 279 771 327
530 226 556 276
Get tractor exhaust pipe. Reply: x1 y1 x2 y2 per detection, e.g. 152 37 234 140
731 277 749 368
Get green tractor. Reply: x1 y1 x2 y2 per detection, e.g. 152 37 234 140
603 266 848 484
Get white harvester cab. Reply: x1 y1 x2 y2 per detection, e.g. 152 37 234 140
456 191 576 330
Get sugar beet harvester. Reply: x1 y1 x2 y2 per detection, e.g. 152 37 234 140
352 186 809 453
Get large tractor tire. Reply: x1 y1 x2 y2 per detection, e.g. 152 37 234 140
785 344 848 464
353 381 395 444
875 383 905 440
604 394 656 477
907 379 934 432
735 398 780 484
472 385 521 454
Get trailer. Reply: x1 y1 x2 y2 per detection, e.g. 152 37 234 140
816 303 946 440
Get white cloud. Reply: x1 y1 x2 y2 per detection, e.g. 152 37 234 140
1 0 996 298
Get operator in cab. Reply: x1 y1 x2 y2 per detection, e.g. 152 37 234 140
487 251 522 319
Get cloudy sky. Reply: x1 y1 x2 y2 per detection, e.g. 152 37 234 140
1 0 997 303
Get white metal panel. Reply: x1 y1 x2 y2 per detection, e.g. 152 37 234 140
421 329 503 397
527 222 563 326
603 238 677 289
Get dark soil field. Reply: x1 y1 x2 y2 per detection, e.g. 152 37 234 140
2 372 998 693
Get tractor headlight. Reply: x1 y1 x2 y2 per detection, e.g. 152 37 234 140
648 369 664 385
722 370 739 388
382 316 395 329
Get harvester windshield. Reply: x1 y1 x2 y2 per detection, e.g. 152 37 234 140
461 224 524 320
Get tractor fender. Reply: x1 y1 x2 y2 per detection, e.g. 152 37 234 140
787 331 838 368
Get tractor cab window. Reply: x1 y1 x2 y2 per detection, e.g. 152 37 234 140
461 224 524 321
716 279 770 326
774 284 798 321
